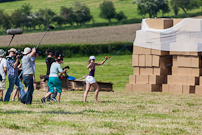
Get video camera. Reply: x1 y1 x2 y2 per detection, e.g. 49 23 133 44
63 66 70 78
36 51 43 55
15 49 23 59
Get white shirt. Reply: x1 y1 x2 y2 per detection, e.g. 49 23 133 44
0 58 7 79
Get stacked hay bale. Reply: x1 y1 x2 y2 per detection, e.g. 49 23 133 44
126 18 202 94
126 46 171 92
126 18 173 92
162 52 201 94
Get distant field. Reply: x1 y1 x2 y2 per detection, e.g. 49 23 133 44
0 0 202 24
0 23 141 46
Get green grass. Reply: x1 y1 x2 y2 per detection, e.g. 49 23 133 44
1 54 202 134
0 0 202 26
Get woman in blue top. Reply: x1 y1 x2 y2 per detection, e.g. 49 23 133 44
84 56 108 103
41 56 67 103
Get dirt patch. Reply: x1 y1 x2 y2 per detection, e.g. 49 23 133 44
0 24 141 46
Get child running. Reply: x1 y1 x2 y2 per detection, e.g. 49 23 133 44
41 55 67 103
84 56 108 103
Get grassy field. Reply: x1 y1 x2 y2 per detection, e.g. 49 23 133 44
0 0 202 24
1 55 202 134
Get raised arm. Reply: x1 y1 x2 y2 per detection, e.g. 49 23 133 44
95 57 108 66
30 48 36 57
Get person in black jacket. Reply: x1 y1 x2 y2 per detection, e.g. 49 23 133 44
44 49 57 102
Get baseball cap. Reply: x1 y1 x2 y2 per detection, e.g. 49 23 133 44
89 56 95 60
23 47 31 54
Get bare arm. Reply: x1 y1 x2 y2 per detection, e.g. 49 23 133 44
4 67 7 75
87 62 94 69
13 58 19 68
95 57 108 66
30 48 36 57
60 68 67 74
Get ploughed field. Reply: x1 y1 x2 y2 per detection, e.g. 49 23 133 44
0 24 141 46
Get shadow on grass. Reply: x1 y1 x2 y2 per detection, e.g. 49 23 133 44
0 109 83 115
41 110 83 114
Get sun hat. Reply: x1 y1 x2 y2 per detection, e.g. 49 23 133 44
89 56 95 60
0 49 5 57
8 48 17 53
23 47 31 54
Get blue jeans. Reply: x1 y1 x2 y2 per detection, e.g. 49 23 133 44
4 75 25 101
21 75 34 104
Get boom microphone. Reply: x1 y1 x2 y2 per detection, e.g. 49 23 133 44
6 28 23 35
6 28 23 52
49 25 54 30
36 25 54 49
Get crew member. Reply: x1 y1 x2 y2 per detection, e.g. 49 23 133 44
41 55 67 103
45 49 57 102
4 48 25 101
21 47 36 104
0 49 7 101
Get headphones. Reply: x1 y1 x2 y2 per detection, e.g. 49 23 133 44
56 54 64 60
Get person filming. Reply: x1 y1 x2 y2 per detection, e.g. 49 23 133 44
41 54 67 103
4 48 25 101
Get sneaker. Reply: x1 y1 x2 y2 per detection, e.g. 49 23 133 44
50 98 57 102
41 98 45 103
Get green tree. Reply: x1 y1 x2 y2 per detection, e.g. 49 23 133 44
10 9 26 28
170 0 199 14
99 0 116 23
35 8 55 29
21 3 32 15
135 0 169 18
72 1 92 25
60 6 74 26
170 0 179 16
27 13 41 30
115 11 127 21
0 9 11 29
52 15 64 26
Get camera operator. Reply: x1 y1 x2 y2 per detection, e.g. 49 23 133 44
45 49 57 102
20 47 36 104
3 48 25 101
41 54 67 103
0 49 7 101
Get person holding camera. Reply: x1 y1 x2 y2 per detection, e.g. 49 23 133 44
0 49 7 101
20 47 36 104
4 48 25 101
41 55 67 103
44 49 57 102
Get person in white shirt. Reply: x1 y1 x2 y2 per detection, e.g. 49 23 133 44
0 49 7 101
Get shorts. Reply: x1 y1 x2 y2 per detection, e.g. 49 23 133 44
0 80 6 90
86 76 96 84
48 77 62 93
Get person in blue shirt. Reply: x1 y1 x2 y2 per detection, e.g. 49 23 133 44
41 55 67 103
4 48 25 101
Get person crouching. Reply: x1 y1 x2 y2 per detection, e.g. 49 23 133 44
41 55 67 103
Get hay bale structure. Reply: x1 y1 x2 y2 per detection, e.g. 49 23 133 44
126 18 202 94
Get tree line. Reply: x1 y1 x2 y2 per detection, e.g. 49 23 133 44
0 0 201 31
134 0 202 18
0 0 127 30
